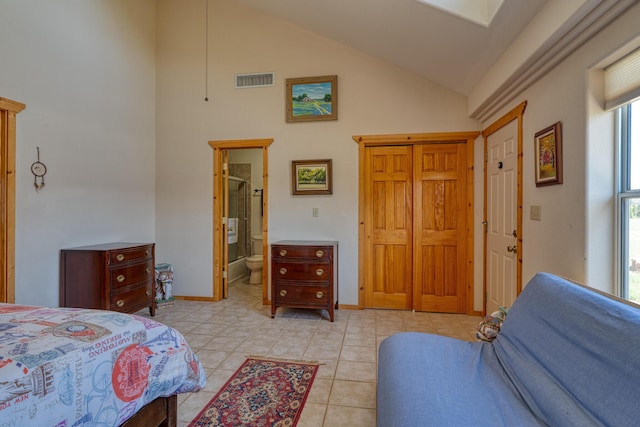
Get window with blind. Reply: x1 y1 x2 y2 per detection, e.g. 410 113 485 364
607 47 640 302
617 100 640 303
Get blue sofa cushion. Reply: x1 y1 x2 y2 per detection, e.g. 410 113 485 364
377 332 545 426
494 272 640 426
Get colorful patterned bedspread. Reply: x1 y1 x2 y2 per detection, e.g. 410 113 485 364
0 303 206 427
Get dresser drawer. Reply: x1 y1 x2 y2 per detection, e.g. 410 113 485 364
274 284 330 306
108 246 153 265
110 260 154 290
273 261 330 281
110 283 153 312
272 246 331 260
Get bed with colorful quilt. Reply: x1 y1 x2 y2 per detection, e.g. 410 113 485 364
0 303 206 427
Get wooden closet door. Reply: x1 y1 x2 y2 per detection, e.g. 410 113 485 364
413 143 467 313
364 146 413 309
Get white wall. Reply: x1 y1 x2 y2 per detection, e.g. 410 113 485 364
0 0 156 306
6 0 633 310
155 0 480 303
477 2 640 293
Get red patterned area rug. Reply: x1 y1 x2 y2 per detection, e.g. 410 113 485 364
188 357 319 427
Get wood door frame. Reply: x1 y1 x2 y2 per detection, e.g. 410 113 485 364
482 101 527 314
209 138 272 304
0 97 25 304
353 131 479 314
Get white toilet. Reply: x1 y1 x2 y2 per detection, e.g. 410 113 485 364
245 234 263 284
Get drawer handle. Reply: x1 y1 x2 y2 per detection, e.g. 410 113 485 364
116 300 125 308
315 250 324 257
279 268 287 275
116 254 125 262
145 250 150 255
116 275 125 283
146 267 151 274
316 269 324 276
315 291 324 299
279 249 287 257
279 290 287 297
146 290 151 296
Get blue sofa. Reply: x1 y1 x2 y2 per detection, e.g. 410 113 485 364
377 272 640 426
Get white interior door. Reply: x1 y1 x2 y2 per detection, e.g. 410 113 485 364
486 120 518 314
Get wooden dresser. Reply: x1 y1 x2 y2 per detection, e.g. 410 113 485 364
271 240 338 322
60 242 156 316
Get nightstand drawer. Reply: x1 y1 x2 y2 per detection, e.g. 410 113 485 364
272 261 330 281
110 260 154 289
109 246 153 265
274 284 330 306
110 283 153 312
272 246 331 260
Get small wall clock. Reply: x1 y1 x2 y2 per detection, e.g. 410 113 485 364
31 147 46 191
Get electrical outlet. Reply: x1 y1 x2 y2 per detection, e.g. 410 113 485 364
313 207 319 217
530 205 542 221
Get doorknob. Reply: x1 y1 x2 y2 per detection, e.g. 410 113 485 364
507 245 517 254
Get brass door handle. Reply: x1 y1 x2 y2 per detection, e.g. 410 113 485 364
116 300 125 308
315 291 324 299
116 274 125 283
279 268 287 275
507 245 517 254
279 289 287 297
116 254 125 262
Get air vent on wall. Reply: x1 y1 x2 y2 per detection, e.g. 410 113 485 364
235 72 275 88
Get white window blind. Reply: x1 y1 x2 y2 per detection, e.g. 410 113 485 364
605 48 640 110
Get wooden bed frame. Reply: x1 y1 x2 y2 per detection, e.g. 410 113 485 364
121 395 177 427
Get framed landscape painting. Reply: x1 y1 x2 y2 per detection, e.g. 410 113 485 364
286 75 338 122
534 121 563 187
291 159 332 195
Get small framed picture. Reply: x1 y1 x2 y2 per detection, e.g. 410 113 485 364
286 76 337 122
534 122 563 187
291 159 332 195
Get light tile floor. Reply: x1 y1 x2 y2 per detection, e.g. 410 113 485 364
141 277 482 427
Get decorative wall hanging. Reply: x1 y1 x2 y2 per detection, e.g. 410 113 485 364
291 159 332 195
534 122 562 187
286 75 338 122
31 147 47 191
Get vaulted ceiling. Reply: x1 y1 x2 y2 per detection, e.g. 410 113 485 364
238 0 547 96
237 0 637 118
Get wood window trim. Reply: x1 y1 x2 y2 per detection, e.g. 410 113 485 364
352 131 480 314
0 97 26 303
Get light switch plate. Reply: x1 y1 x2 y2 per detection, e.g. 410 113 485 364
530 205 542 221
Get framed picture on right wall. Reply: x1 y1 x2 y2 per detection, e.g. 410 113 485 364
534 121 563 187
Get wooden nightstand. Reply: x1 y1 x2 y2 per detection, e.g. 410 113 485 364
60 242 156 316
271 240 338 321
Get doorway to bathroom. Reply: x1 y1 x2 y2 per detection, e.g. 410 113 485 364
209 139 272 305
